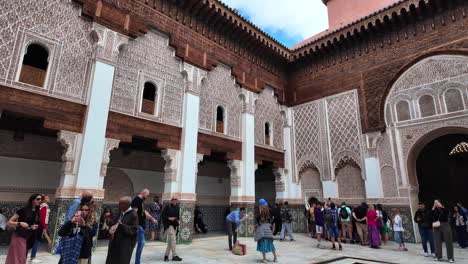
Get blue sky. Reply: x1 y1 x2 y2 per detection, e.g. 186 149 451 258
220 0 329 48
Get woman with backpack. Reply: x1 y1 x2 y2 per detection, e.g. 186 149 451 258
6 193 43 264
58 203 98 264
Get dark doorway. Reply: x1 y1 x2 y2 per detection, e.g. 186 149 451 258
416 133 468 207
255 161 276 205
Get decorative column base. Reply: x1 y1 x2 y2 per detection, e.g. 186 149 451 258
230 200 255 237
278 200 307 234
49 198 74 253
178 200 195 244
50 188 105 253
161 193 196 244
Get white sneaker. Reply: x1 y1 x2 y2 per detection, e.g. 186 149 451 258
424 252 429 257
30 260 43 263
431 253 436 258
448 259 454 263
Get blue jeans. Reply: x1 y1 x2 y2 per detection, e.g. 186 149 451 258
419 226 435 253
30 239 39 258
135 225 145 264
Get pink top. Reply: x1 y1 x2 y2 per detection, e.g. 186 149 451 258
366 210 378 226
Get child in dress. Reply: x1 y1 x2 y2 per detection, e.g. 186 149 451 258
255 201 277 263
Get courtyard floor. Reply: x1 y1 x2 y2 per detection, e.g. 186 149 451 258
1 234 467 263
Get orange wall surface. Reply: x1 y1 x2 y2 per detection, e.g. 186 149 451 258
327 0 399 30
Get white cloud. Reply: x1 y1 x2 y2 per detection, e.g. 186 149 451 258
220 0 329 44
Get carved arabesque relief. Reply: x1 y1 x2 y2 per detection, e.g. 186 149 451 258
293 101 322 178
384 54 468 192
112 31 185 126
161 149 180 183
393 55 468 93
327 90 363 173
227 160 241 188
0 0 94 103
199 65 242 138
57 130 82 177
254 87 284 150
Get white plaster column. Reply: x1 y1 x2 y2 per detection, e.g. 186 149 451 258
56 24 128 198
322 181 338 198
174 63 206 202
363 132 384 198
278 107 301 202
238 89 257 202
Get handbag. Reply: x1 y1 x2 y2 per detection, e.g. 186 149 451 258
59 233 84 264
432 221 441 228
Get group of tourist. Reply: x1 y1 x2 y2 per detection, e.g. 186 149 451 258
413 200 468 263
305 198 468 263
4 189 182 264
3 190 467 264
224 199 297 263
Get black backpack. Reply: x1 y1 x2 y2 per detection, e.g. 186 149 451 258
339 207 349 220
324 209 333 224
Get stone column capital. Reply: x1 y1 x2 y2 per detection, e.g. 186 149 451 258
364 132 383 158
100 138 120 177
57 130 83 177
182 62 207 96
162 149 180 183
227 160 242 187
240 89 257 114
273 168 286 193
91 23 129 64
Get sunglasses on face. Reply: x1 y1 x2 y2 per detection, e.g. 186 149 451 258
35 198 42 201
171 199 177 201
82 209 90 211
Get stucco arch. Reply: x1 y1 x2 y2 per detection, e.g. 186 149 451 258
103 168 135 203
381 52 468 128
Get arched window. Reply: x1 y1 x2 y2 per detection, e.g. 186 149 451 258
141 82 157 115
264 122 271 146
444 89 464 113
19 43 49 87
216 106 225 134
395 100 411 122
419 95 436 117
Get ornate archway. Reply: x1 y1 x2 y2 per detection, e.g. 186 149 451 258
406 127 468 205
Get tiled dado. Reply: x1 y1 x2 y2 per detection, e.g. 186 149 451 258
288 205 308 233
198 205 229 232
231 203 255 237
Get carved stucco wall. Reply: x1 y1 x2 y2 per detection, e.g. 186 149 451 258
293 101 323 177
383 54 468 193
112 31 184 126
0 0 94 103
254 88 284 150
336 164 365 199
326 90 363 173
300 168 323 201
377 132 399 197
293 90 363 185
199 65 241 138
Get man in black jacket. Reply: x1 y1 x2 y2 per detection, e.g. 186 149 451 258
271 203 282 237
414 201 435 257
162 197 182 262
